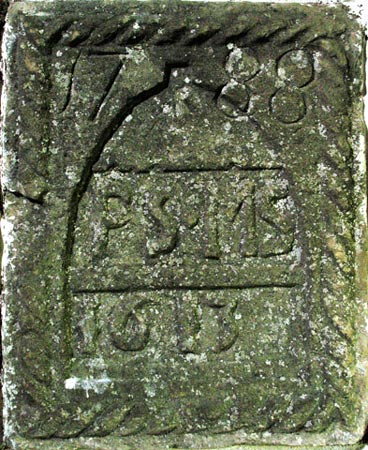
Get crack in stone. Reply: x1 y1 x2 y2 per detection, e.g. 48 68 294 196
61 62 188 363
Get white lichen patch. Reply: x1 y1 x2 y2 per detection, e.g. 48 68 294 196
64 376 112 398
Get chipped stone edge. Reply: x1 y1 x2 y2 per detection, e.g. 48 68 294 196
1 4 17 449
350 5 368 449
0 2 8 449
0 0 367 449
8 438 368 450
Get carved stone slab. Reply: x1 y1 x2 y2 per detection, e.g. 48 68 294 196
1 1 367 449
0 0 9 443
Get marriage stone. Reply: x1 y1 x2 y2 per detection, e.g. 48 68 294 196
1 1 367 449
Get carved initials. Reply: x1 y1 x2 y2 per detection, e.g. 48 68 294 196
233 180 257 257
256 178 295 256
204 195 221 259
92 171 295 261
146 195 179 258
94 192 132 261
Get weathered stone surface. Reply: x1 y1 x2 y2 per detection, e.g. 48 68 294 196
0 1 9 446
1 1 367 449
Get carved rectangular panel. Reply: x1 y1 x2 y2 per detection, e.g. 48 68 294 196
71 168 300 290
1 1 367 449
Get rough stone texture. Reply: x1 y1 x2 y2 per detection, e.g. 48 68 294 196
0 1 9 446
1 1 367 449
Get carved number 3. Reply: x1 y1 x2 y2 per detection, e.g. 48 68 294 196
177 298 239 354
206 299 239 353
